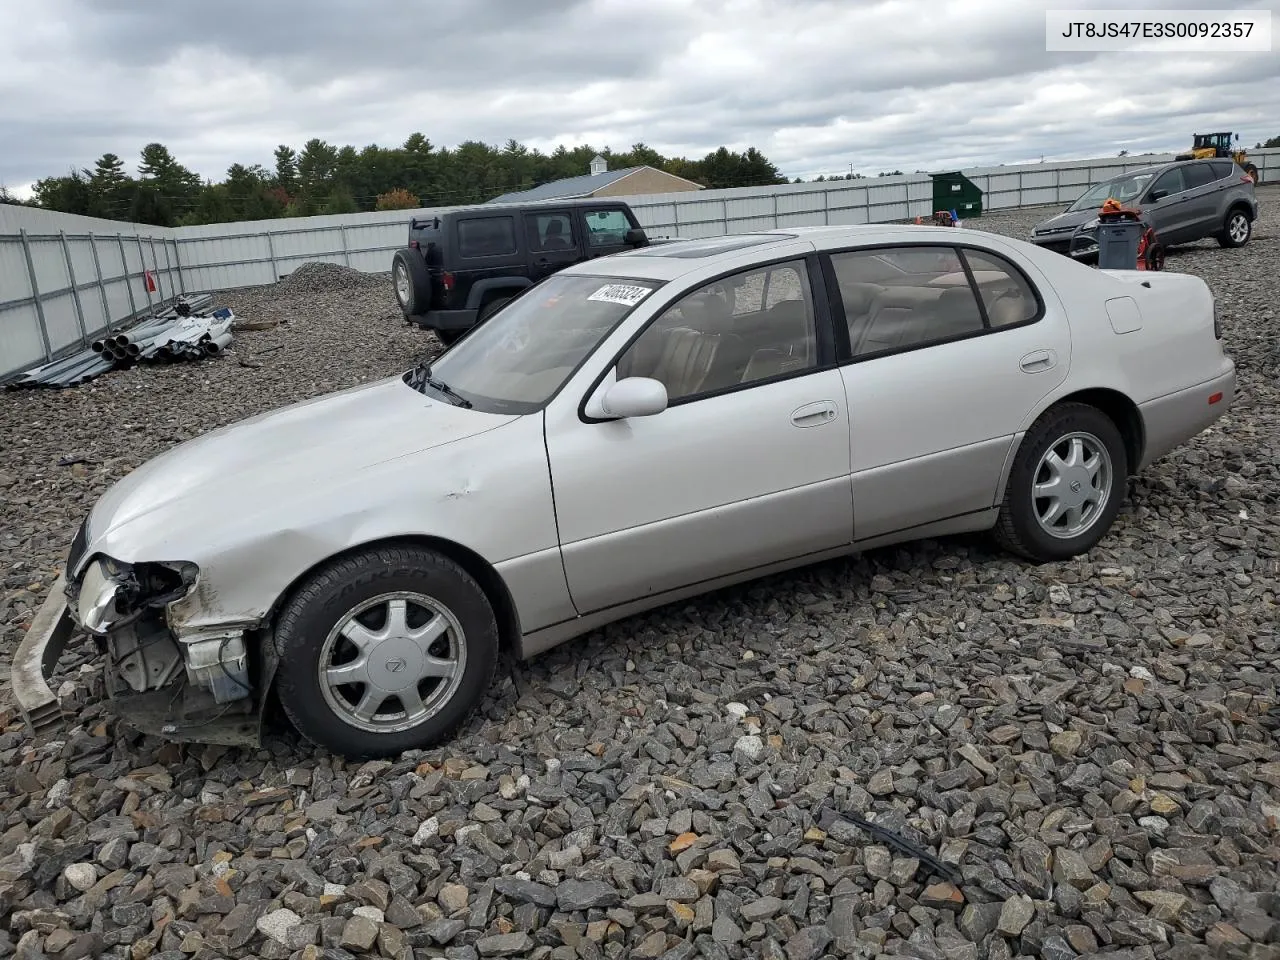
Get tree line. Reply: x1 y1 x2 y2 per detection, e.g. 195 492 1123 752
2 136 795 227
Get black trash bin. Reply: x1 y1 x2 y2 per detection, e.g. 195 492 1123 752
930 171 983 219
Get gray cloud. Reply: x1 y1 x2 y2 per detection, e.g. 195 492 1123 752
2 0 1278 193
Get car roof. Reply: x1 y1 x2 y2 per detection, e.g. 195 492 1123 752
561 224 1021 282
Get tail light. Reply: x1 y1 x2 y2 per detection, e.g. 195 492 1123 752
442 272 455 291
409 240 419 249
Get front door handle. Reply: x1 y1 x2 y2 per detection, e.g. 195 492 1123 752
791 401 839 427
1020 350 1056 374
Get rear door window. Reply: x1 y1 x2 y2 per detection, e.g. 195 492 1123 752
457 217 517 258
525 212 577 252
1182 163 1215 190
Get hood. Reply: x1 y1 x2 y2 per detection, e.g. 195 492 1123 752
84 375 516 556
1032 206 1115 235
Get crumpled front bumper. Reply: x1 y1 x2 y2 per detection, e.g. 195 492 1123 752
11 573 76 735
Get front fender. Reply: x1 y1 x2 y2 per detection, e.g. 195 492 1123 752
101 416 562 638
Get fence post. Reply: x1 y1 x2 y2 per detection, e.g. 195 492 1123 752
88 232 112 333
147 237 165 303
170 238 187 295
340 225 351 266
116 233 139 320
266 231 279 280
59 230 89 347
136 235 155 315
19 229 54 361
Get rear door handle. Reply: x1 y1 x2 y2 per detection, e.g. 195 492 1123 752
791 401 839 427
1020 349 1056 373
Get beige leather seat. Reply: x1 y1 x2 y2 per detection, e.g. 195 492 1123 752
853 286 945 355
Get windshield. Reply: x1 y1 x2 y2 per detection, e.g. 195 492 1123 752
409 273 662 414
1067 173 1154 212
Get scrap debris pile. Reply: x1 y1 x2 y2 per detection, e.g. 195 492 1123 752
5 294 239 390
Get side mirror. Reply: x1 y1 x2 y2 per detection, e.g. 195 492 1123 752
1149 189 1167 202
588 375 668 419
624 228 649 246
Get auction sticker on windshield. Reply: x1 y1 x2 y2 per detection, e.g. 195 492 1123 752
588 283 652 307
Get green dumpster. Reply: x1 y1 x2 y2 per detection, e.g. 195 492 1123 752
930 171 983 218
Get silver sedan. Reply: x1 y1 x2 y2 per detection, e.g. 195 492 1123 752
13 225 1236 758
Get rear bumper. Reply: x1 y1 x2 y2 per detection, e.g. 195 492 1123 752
11 573 75 735
1137 363 1237 470
409 309 477 332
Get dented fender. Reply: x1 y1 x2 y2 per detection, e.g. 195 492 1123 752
71 378 570 645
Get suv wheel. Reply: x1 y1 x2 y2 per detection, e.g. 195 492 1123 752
392 249 432 319
1217 209 1252 248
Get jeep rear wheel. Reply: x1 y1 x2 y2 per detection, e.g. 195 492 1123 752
392 249 432 319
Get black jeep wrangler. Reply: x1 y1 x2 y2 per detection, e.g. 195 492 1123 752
392 198 653 344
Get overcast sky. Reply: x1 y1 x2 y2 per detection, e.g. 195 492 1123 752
2 0 1278 195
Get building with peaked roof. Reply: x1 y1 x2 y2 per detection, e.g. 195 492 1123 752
487 155 704 204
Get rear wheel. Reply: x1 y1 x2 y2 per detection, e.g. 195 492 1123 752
993 403 1128 563
1217 209 1252 248
392 249 431 319
273 544 499 759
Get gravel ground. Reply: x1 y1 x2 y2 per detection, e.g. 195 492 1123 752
0 192 1278 960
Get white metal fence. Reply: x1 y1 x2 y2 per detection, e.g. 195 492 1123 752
0 205 183 379
2 148 1277 380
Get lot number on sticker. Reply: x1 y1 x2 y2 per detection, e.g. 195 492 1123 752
588 284 650 307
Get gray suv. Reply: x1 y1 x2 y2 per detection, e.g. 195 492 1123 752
1030 158 1260 261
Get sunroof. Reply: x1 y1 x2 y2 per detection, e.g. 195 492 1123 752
627 233 794 258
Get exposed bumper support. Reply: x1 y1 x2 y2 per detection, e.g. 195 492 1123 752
11 573 75 735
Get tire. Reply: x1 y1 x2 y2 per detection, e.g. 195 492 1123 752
435 328 465 347
1144 242 1166 271
392 249 431 319
993 403 1128 563
273 544 499 759
1217 208 1252 248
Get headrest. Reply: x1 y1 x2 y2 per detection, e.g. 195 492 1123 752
839 281 882 315
681 292 733 333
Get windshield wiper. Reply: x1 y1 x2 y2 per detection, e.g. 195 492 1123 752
406 361 472 408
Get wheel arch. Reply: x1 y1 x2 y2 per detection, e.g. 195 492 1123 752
1225 198 1255 222
465 277 532 311
1015 387 1145 480
261 534 524 665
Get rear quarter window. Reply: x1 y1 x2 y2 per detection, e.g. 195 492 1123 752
1208 159 1235 181
457 217 518 258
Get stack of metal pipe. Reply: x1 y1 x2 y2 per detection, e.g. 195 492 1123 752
4 294 242 390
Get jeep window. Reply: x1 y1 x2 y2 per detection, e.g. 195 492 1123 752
526 212 576 252
1067 173 1153 211
458 217 517 258
414 274 661 414
584 208 632 247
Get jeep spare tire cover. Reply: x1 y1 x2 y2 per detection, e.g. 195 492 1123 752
393 249 432 318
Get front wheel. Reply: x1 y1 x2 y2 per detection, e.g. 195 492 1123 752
993 403 1128 563
1217 209 1252 248
273 544 499 759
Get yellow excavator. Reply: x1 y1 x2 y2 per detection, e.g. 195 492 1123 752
1176 132 1259 182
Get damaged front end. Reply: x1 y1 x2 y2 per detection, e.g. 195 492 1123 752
12 523 273 748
